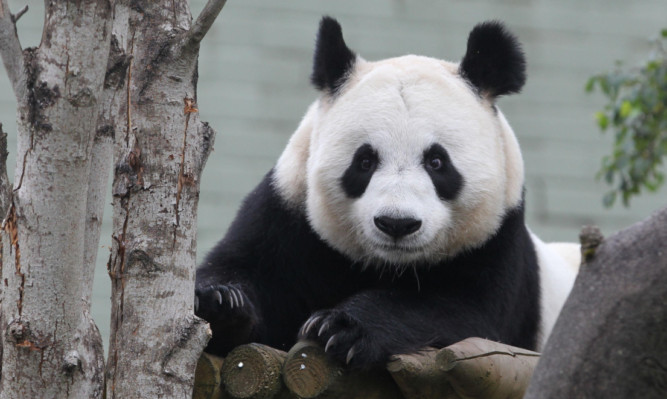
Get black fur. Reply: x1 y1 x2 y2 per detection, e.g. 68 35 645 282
311 16 356 94
459 21 526 98
341 144 379 198
196 170 540 368
423 144 464 201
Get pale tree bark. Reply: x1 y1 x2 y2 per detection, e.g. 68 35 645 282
105 1 225 397
525 206 667 398
1 0 224 397
0 123 11 379
0 0 111 397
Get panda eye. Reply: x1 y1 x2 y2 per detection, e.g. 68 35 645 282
428 156 443 170
360 157 374 171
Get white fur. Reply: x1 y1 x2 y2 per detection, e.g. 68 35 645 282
547 242 583 275
275 55 524 265
531 234 581 348
274 102 318 208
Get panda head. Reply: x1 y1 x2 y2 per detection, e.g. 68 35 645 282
274 17 527 266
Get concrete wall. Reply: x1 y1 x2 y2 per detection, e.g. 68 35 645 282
1 0 665 350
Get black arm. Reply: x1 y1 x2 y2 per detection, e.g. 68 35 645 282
299 288 500 368
195 170 364 354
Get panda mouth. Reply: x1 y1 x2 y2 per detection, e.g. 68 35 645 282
377 243 426 254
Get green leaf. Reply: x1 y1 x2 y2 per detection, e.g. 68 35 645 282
619 100 633 118
604 168 614 184
622 190 632 207
617 159 629 171
645 180 659 191
589 27 667 207
602 191 617 207
595 111 609 130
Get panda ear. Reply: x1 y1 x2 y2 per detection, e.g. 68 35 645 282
459 21 526 99
311 16 357 95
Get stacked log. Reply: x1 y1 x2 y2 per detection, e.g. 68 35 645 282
192 338 539 399
283 341 402 399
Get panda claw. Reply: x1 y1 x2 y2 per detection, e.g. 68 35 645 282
325 334 338 353
317 321 330 337
219 286 234 308
301 315 321 336
230 289 240 308
346 346 356 365
237 290 245 307
303 316 320 335
214 290 223 305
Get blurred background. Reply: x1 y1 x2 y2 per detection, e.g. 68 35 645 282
1 0 665 353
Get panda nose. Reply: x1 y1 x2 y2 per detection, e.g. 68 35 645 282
374 216 422 239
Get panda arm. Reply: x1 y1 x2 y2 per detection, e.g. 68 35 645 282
300 288 498 368
195 170 291 355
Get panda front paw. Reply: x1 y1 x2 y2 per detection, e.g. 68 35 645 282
299 309 387 368
195 283 260 355
195 284 250 313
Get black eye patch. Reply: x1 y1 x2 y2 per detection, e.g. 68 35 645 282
423 144 464 201
341 144 378 198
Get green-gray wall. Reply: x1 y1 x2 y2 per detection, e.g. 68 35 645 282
1 0 665 353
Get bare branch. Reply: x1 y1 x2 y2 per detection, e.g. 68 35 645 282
183 0 227 49
11 4 27 23
0 0 27 103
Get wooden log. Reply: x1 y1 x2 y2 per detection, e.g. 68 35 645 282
194 352 227 399
387 349 456 399
282 340 404 399
282 340 342 398
436 337 540 399
220 343 291 399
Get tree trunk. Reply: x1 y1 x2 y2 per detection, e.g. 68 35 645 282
0 1 111 397
0 123 12 380
525 206 667 398
104 1 225 397
1 0 225 396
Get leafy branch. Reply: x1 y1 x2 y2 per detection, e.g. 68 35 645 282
586 29 667 207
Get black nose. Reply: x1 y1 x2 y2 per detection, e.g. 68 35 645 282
374 216 422 239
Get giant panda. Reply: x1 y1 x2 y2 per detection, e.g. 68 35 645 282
195 16 580 368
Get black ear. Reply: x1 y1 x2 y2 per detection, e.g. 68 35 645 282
311 16 356 94
459 21 526 98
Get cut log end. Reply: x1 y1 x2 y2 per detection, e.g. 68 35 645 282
220 343 287 399
193 353 224 399
282 340 341 398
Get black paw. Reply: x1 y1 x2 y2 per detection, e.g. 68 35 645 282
195 283 260 355
195 284 251 314
298 309 387 368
